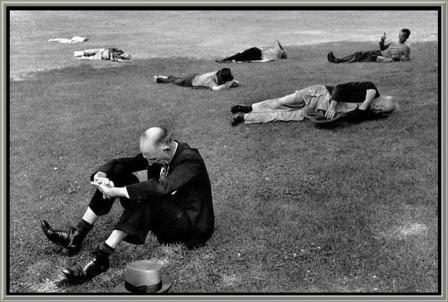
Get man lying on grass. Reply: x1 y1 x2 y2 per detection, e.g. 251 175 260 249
216 40 287 63
154 68 239 91
74 47 131 62
40 127 214 284
230 81 399 126
327 28 411 63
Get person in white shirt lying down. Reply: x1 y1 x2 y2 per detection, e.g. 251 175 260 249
74 48 131 62
154 68 239 91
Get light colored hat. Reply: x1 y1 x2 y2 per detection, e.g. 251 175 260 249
114 260 171 294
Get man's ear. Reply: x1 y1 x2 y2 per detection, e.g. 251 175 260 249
161 144 172 153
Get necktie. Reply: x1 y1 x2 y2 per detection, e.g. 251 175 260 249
159 166 168 184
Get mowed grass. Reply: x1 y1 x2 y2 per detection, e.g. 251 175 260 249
9 41 439 293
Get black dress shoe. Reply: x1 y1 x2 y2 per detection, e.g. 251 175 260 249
40 220 85 256
327 51 336 63
231 104 252 114
231 114 245 126
60 248 110 283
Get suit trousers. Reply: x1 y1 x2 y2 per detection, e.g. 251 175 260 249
158 74 197 87
88 173 193 245
221 47 263 61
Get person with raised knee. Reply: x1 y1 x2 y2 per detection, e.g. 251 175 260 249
40 127 214 284
327 29 411 63
216 40 288 63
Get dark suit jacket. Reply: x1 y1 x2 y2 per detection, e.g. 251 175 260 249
94 142 214 241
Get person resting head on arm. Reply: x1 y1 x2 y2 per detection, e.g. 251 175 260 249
154 68 239 91
230 81 399 126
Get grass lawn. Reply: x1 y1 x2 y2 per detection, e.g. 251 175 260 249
8 40 439 294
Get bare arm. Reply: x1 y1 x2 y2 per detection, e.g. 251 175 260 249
211 80 239 91
325 100 338 119
379 32 392 51
401 46 411 61
358 89 378 110
325 88 377 119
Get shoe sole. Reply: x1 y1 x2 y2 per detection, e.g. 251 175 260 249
59 270 86 284
59 264 110 283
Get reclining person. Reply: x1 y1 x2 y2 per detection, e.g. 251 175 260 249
327 29 411 63
49 36 89 44
154 68 239 91
74 48 131 62
216 40 287 63
230 81 399 126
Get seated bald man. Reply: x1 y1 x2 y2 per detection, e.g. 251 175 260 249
230 81 399 126
40 127 214 284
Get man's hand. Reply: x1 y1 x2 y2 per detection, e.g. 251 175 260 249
231 80 240 88
91 173 115 199
325 101 338 120
325 108 336 120
381 31 386 41
91 182 116 199
93 171 108 183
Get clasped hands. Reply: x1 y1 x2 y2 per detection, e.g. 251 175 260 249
91 172 116 199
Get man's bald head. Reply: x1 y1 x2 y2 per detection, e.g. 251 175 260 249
139 127 175 166
140 127 172 148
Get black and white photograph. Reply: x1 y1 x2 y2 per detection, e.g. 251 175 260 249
3 1 444 299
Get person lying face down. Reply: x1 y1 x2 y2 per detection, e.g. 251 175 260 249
216 40 288 63
230 81 399 126
154 68 239 91
74 48 131 62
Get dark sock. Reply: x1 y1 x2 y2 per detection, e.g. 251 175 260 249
99 242 115 255
76 219 93 234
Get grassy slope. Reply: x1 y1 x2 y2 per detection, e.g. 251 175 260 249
9 41 439 293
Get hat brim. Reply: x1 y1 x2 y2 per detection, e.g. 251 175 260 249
308 112 347 124
113 274 171 294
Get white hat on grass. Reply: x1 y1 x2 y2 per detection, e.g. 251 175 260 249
114 260 171 294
